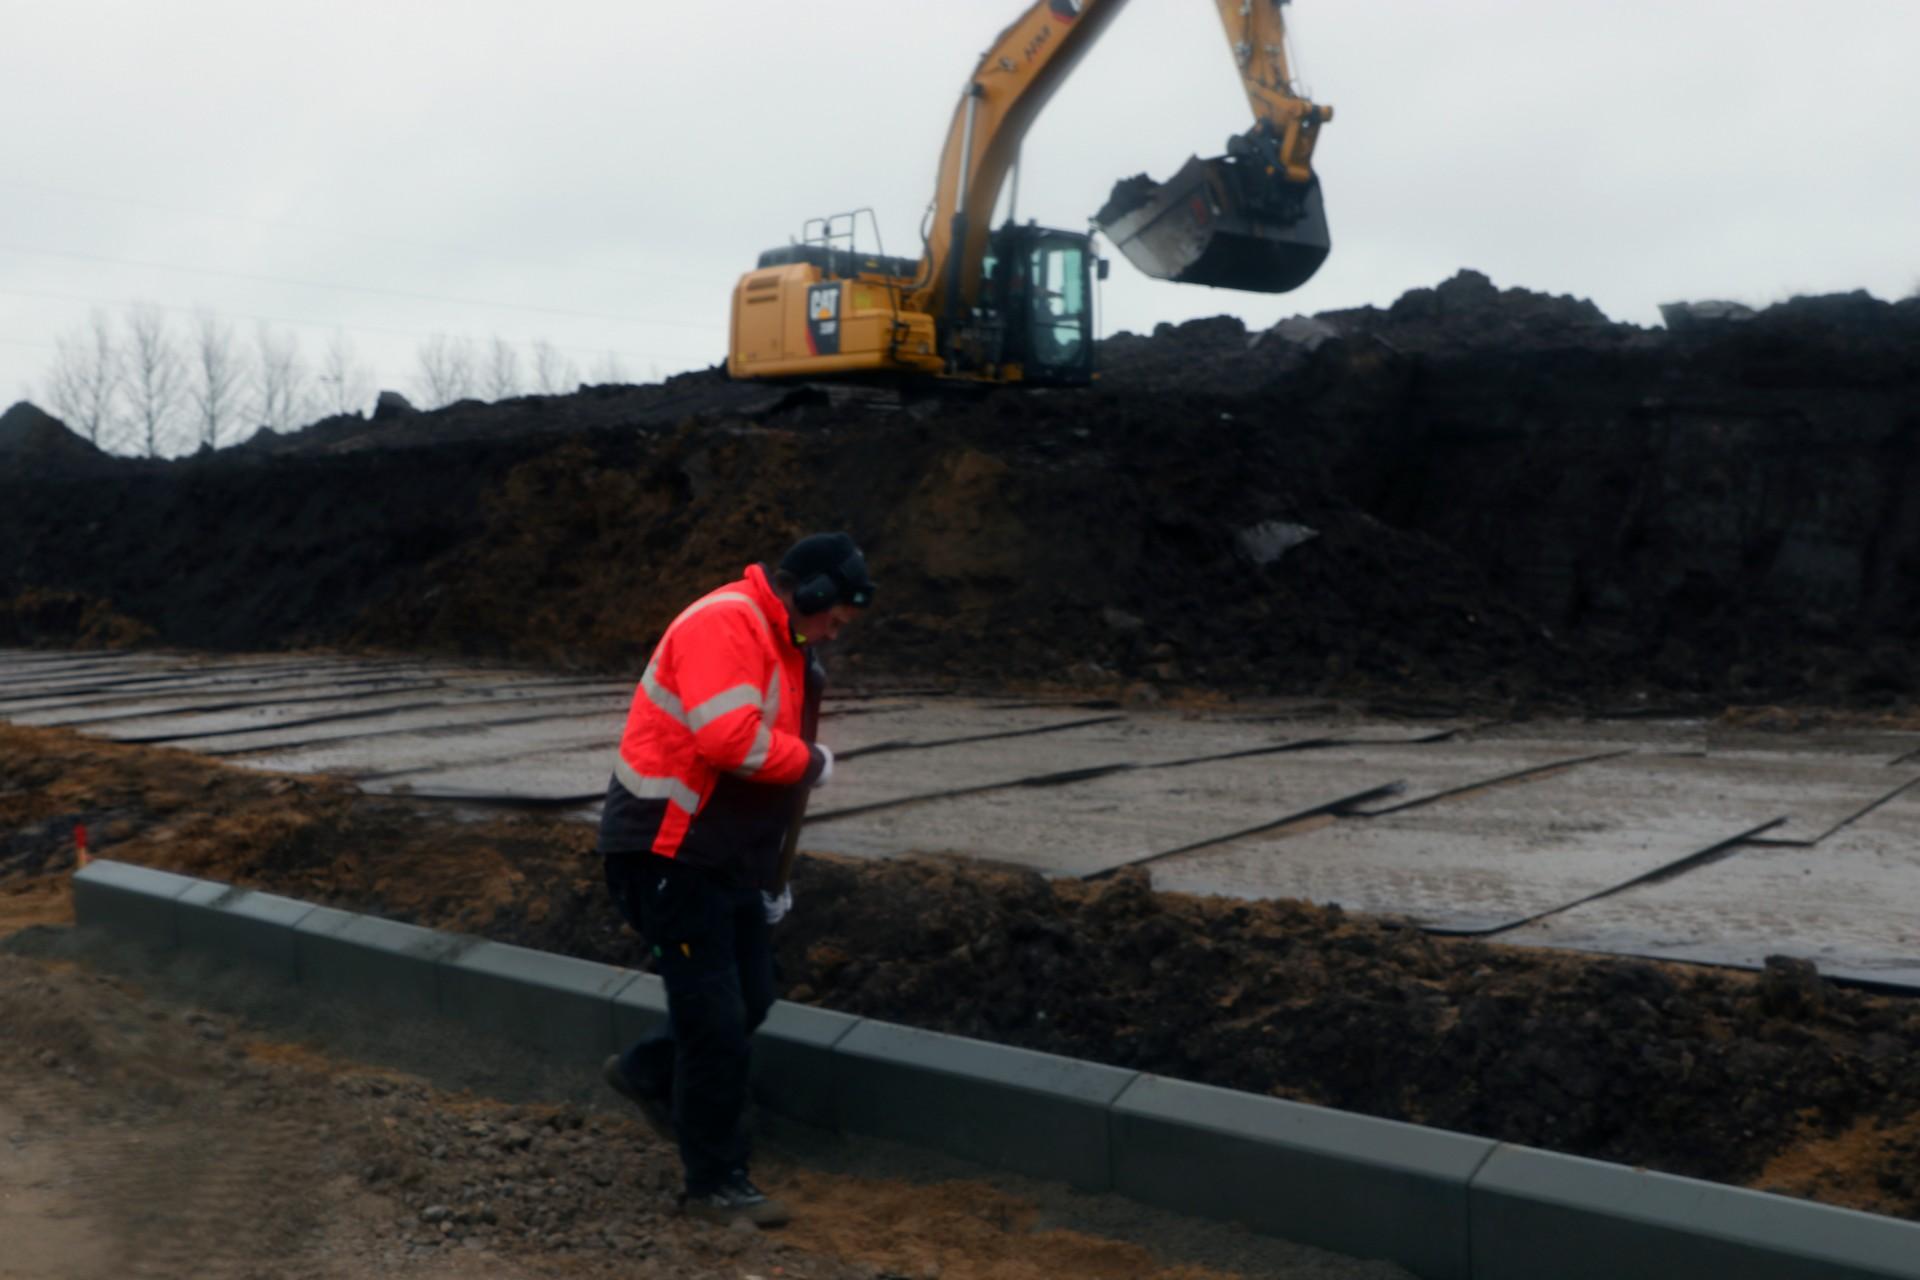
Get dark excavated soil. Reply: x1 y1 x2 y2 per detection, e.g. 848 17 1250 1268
5 271 1919 713
6 723 1920 1224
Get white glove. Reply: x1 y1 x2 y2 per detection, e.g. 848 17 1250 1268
762 883 793 925
812 743 835 789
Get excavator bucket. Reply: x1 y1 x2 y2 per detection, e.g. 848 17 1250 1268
1093 153 1329 294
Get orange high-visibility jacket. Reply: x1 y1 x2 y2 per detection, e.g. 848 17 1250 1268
598 564 823 887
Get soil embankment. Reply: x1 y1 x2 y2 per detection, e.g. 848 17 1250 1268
5 273 1919 711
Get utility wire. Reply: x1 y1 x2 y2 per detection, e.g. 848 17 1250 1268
0 284 708 368
0 243 725 333
0 177 721 288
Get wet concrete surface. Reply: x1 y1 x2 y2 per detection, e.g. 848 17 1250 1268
7 648 1918 990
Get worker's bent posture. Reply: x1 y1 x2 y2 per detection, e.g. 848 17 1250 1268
598 532 874 1228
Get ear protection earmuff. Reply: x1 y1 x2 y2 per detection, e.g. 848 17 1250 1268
793 549 873 614
793 570 840 615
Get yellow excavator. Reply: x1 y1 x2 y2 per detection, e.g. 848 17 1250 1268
727 0 1332 387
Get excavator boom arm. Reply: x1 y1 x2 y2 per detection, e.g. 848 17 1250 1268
912 0 1333 319
913 0 1135 321
1211 0 1332 183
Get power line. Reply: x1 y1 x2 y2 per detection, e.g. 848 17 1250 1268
0 177 723 288
0 284 715 369
0 243 727 333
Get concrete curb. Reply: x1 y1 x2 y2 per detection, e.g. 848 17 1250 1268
1113 1073 1493 1280
834 1019 1135 1190
69 860 1920 1280
1471 1145 1920 1280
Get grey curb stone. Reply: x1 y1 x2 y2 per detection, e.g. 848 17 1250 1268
1111 1073 1494 1280
608 980 859 1130
610 971 670 1052
71 860 204 949
1470 1145 1920 1279
62 862 1920 1275
751 1000 860 1130
833 1020 1136 1190
437 940 639 1060
175 882 317 980
292 904 478 1014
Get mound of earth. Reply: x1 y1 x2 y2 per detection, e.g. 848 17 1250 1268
0 400 112 471
3 273 1919 713
6 721 1920 1224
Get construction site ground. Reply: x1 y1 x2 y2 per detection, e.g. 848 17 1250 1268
6 274 1920 1271
6 646 1920 1258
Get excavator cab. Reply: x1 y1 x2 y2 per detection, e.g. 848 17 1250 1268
976 224 1098 385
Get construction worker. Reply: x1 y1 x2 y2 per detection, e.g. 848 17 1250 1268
598 532 875 1228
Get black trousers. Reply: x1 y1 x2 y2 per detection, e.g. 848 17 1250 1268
607 852 774 1196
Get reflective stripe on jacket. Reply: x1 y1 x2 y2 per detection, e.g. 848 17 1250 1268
597 563 821 887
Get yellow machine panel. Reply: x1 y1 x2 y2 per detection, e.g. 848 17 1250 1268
728 266 940 380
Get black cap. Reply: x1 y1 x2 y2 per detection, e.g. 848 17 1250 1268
779 532 877 612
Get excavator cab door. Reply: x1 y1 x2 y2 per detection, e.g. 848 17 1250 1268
987 225 1095 386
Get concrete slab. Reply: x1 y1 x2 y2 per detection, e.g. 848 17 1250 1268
437 941 639 1060
10 678 447 728
0 650 178 683
0 661 318 704
814 714 1322 818
752 1001 862 1129
361 744 613 803
175 881 319 979
1112 1073 1494 1280
293 906 480 1014
70 860 204 948
818 702 1134 756
810 750 1406 878
1501 785 1920 984
832 1020 1136 1190
1148 752 1783 932
1470 1144 1920 1279
230 708 624 777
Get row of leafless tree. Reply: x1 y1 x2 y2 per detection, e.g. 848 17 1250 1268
39 305 622 456
414 334 622 410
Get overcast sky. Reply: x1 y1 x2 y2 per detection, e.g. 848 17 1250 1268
4 0 1917 439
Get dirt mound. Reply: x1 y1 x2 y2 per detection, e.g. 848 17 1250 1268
2 274 1918 710
0 400 112 471
9 721 1920 1223
0 587 153 649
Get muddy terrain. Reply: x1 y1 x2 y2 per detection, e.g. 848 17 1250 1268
6 721 1919 1226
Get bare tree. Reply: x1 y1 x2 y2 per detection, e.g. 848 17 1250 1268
530 339 575 395
484 336 522 401
592 349 627 386
317 328 373 416
416 334 476 407
124 303 186 457
44 309 122 448
253 322 311 433
188 310 246 450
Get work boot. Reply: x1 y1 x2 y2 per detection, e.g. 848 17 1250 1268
601 1054 674 1145
680 1171 790 1228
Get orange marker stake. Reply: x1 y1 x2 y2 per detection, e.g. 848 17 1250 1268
74 823 90 869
